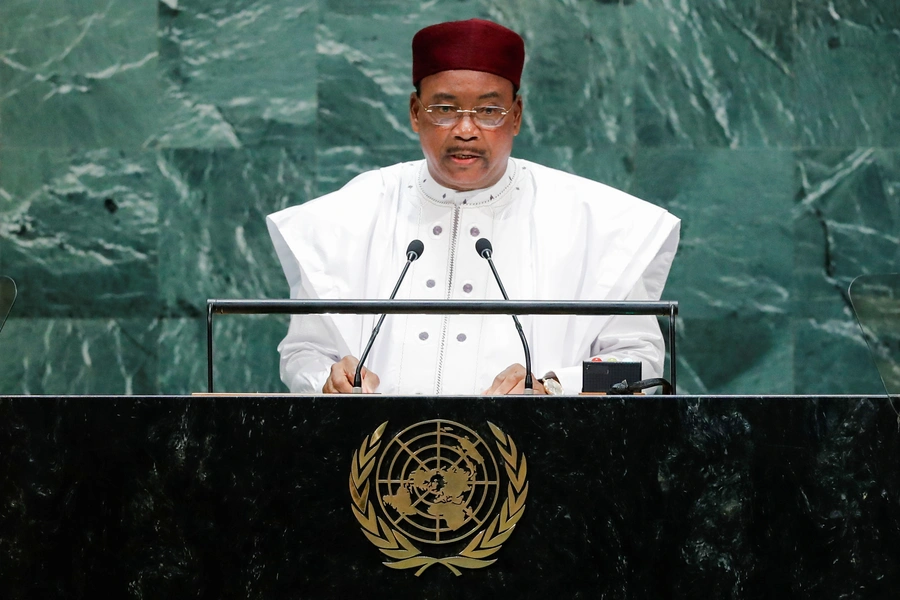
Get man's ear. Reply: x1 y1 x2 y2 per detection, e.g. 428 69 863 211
409 92 421 133
512 95 523 136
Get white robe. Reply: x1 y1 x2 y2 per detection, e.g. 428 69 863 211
266 158 680 395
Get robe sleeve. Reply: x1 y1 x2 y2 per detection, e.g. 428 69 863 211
539 210 680 395
548 277 665 394
266 211 353 393
264 166 403 393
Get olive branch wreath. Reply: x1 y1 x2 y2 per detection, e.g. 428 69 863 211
349 421 528 576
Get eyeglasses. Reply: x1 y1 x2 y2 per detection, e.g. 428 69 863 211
418 98 514 128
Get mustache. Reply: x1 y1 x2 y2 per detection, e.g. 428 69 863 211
445 147 485 157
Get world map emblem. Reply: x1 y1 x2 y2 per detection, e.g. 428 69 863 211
349 420 528 575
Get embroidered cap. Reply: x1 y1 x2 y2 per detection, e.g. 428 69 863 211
412 19 525 88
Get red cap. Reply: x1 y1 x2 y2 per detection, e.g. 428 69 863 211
412 19 525 88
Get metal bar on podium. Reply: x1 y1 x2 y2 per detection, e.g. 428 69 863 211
668 302 677 392
205 299 679 394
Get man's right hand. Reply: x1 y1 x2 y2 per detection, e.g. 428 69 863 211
322 355 380 394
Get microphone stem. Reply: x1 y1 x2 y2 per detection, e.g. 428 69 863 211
353 258 413 392
485 255 510 301
486 256 533 392
389 259 413 299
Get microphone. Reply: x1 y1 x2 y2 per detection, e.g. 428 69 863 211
353 240 424 393
0 276 17 336
475 238 535 394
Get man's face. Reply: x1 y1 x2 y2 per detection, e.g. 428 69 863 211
410 70 522 191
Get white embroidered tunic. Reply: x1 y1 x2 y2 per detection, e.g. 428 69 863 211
267 158 680 395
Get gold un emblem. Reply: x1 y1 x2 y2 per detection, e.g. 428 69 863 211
349 420 528 576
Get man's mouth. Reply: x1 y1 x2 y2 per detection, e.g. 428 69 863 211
447 151 484 164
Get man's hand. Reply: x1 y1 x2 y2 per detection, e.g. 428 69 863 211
483 363 547 395
322 355 380 394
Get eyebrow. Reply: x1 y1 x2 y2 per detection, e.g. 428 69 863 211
429 91 505 102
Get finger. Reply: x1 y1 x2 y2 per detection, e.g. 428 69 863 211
502 372 544 395
483 373 512 395
325 357 360 394
323 374 346 394
327 370 354 393
340 355 360 374
497 376 522 395
490 372 522 395
483 364 524 395
361 367 381 394
341 356 362 389
332 378 354 393
500 377 521 395
482 374 503 395
322 365 339 394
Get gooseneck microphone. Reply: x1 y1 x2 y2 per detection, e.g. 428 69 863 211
353 240 425 393
0 276 17 336
475 238 535 394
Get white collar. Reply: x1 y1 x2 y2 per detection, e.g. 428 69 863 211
417 158 519 207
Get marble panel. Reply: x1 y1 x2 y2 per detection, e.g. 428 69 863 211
794 318 884 395
0 149 162 318
624 0 795 148
154 0 318 149
319 1 633 153
157 145 315 317
506 0 634 150
633 149 794 319
795 0 900 147
316 146 423 196
316 9 449 152
0 0 159 151
791 148 899 394
3 0 898 397
323 0 439 14
672 316 793 395
512 145 635 194
793 149 900 319
159 315 288 394
0 317 158 395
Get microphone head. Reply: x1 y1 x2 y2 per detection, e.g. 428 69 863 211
475 238 493 259
406 239 424 261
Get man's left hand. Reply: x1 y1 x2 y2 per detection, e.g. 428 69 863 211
483 363 547 395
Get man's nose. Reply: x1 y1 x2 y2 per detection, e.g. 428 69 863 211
452 112 480 139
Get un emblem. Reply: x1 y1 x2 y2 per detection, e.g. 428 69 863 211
349 420 528 576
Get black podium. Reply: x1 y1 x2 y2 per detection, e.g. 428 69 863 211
1 393 898 598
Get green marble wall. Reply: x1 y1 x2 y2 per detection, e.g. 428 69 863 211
1 0 897 395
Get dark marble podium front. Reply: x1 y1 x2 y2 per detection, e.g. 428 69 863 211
1 394 898 599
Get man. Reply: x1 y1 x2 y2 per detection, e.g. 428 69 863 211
267 19 680 395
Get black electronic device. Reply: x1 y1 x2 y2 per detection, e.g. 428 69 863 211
582 360 642 394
